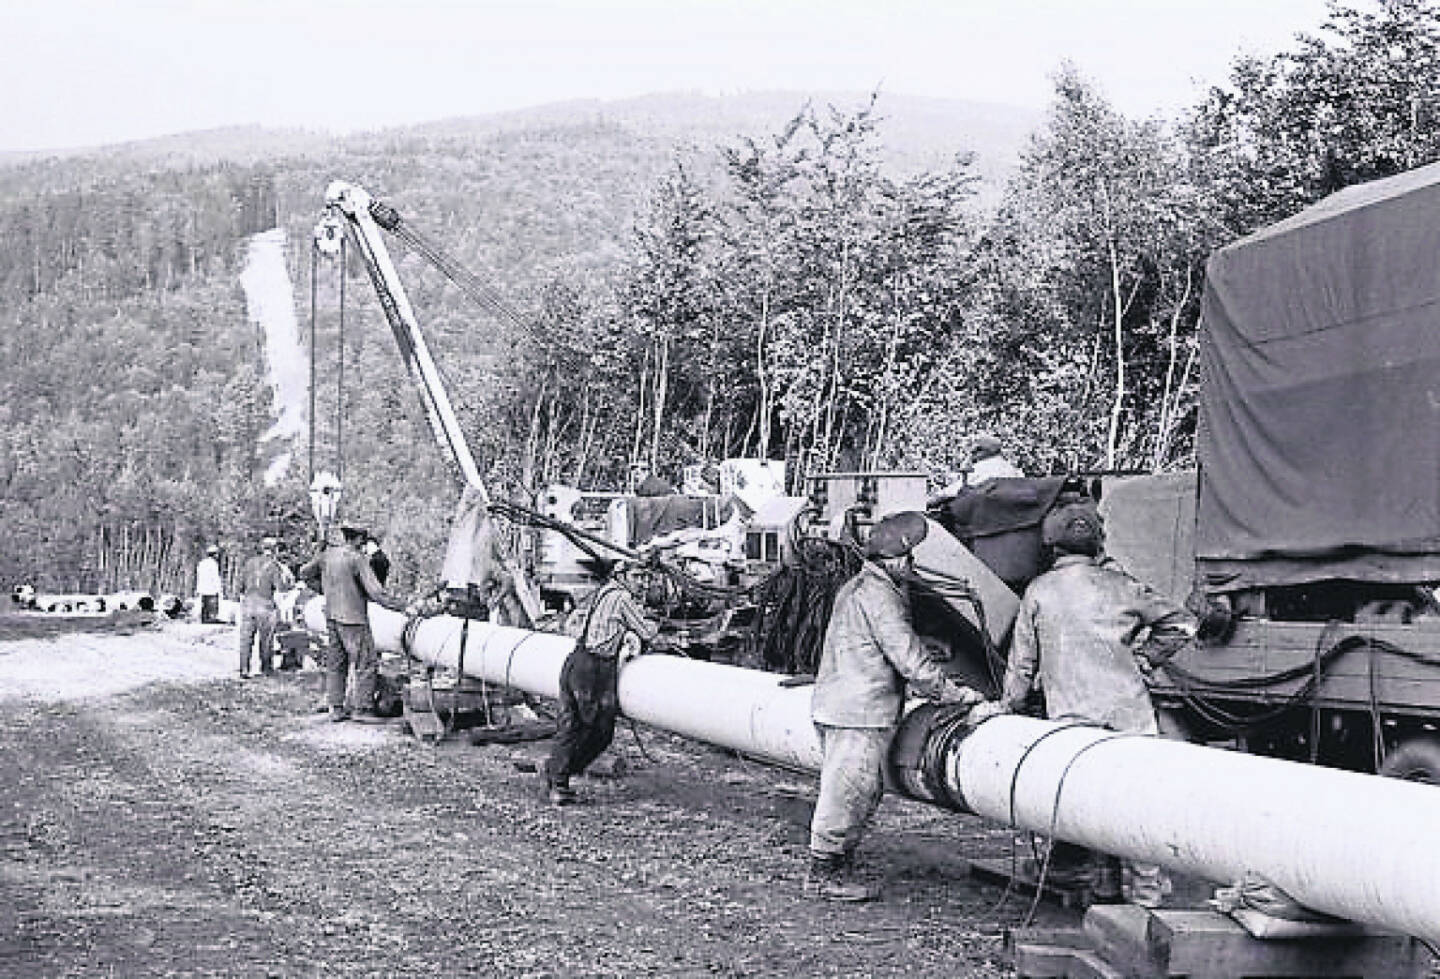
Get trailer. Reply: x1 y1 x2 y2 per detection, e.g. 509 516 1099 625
1100 161 1440 781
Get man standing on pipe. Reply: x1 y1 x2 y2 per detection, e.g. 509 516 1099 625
973 500 1195 905
300 525 416 723
807 511 986 902
542 558 659 806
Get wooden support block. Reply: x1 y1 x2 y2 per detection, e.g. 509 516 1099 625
1150 908 1424 979
1017 905 1426 979
1082 904 1169 978
1008 926 1090 979
970 857 1089 909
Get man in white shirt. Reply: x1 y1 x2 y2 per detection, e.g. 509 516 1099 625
195 545 223 623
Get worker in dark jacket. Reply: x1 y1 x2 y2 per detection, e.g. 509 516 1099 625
975 500 1195 906
542 559 658 806
807 511 986 902
365 535 391 586
236 537 293 678
299 525 413 723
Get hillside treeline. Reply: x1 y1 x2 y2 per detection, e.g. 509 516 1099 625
4 0 1440 594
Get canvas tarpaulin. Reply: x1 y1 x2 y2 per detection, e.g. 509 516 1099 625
1197 160 1440 590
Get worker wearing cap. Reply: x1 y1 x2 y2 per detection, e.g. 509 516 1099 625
968 433 1023 483
236 537 293 678
806 511 986 902
542 559 658 806
931 434 1024 502
299 525 414 723
195 545 224 624
974 500 1195 906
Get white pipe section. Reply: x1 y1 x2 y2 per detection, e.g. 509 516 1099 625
308 600 1440 943
306 602 823 772
953 715 1440 944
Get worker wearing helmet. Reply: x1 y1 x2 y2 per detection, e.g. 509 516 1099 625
541 558 659 806
806 511 986 902
974 499 1195 906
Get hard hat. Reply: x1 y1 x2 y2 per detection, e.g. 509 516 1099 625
205 545 220 556
1041 501 1104 553
865 511 929 559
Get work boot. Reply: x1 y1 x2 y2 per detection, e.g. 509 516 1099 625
540 760 576 805
804 854 878 903
350 708 387 725
328 706 349 723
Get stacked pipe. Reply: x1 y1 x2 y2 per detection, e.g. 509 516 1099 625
309 602 1440 945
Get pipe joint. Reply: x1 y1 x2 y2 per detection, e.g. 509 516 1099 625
887 701 978 813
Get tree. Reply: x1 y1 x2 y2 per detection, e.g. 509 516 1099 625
978 65 1212 473
1188 0 1440 235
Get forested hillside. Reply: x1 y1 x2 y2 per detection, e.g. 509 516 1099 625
4 0 1440 596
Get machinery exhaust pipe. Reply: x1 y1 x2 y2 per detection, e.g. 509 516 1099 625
321 604 1440 943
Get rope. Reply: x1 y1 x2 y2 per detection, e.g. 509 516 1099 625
1019 730 1126 927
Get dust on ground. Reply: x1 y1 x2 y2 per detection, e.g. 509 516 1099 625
0 618 1075 977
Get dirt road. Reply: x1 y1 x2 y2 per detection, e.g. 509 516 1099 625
0 619 1069 977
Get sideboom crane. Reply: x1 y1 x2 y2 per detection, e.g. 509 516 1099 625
323 180 489 505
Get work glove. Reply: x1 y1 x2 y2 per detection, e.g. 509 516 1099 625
966 700 1007 724
938 680 985 709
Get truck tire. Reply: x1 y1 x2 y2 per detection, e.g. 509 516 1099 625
1379 736 1440 784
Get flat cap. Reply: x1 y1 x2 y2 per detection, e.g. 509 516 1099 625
865 511 929 559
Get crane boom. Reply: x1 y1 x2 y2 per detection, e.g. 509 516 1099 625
323 180 489 505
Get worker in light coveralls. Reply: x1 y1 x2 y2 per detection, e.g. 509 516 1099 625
299 525 413 723
975 500 1195 906
542 559 658 806
807 511 985 902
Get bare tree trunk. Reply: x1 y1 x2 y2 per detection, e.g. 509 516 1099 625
868 284 905 470
572 388 593 486
521 374 550 492
753 288 774 459
650 337 670 469
1152 266 1195 472
631 345 650 468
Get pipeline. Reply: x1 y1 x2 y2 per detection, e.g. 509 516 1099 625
315 602 1440 943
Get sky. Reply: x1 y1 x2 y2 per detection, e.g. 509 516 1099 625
2 0 1338 152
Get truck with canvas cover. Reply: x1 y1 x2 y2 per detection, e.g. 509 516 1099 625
1099 160 1440 781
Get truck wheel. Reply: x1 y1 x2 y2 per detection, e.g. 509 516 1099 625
1379 736 1440 784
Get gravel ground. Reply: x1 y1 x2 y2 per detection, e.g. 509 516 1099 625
0 617 1076 977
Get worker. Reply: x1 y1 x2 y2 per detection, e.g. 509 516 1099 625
299 525 414 723
806 511 986 902
541 558 658 806
930 434 1024 503
195 545 224 624
236 537 293 678
971 500 1196 906
364 534 391 586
